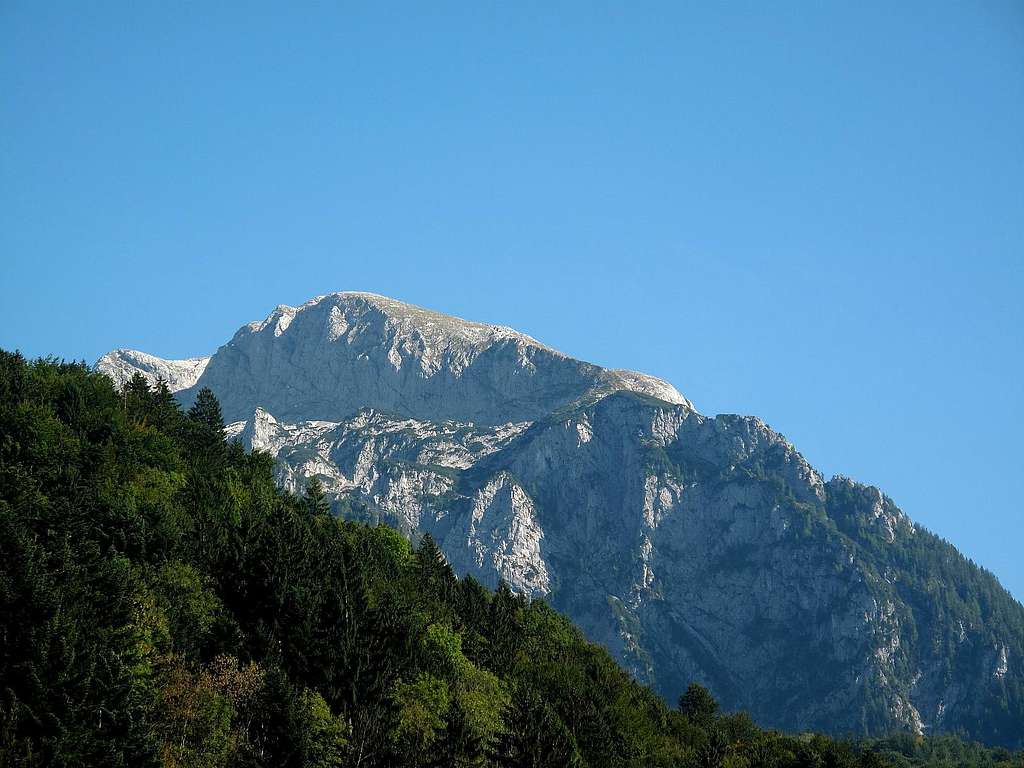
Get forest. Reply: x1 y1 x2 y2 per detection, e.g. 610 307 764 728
1 350 1021 768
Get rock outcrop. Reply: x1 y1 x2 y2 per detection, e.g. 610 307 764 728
97 348 209 391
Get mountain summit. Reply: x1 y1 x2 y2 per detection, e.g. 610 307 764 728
101 292 689 425
97 292 1024 746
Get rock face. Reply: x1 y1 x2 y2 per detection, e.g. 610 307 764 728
96 349 209 391
170 292 689 425
97 291 1024 747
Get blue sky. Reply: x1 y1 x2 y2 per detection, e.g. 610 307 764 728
2 2 1022 599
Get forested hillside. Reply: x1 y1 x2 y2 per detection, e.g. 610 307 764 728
1 350 1020 768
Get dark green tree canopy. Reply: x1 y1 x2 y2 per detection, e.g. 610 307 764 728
678 682 719 727
186 385 225 457
188 386 224 431
305 475 331 517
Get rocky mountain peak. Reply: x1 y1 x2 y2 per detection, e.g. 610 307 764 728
240 292 561 371
99 292 691 424
95 348 209 392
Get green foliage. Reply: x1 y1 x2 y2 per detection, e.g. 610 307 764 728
0 350 1020 767
305 475 331 517
392 673 451 762
150 561 223 657
429 698 487 768
489 687 583 768
296 687 351 767
421 622 468 681
187 386 226 459
679 683 720 729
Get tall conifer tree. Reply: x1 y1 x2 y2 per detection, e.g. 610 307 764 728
305 476 331 517
187 386 225 456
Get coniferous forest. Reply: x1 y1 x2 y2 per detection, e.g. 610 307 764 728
2 350 1022 768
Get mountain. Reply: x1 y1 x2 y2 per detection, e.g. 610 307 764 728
97 348 209 392
132 292 689 425
97 291 1024 746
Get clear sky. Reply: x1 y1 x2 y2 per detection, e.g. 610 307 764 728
2 2 1022 599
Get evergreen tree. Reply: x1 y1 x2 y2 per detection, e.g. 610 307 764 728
151 376 182 431
187 386 225 456
456 575 491 630
455 576 492 662
489 688 583 768
486 581 523 671
679 682 719 729
305 476 331 517
415 533 456 606
124 371 152 422
189 386 224 431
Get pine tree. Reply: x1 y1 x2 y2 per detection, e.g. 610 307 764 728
416 533 456 605
124 372 151 423
187 386 225 456
151 376 182 431
305 476 331 517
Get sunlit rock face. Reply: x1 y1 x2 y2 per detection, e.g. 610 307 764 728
98 292 1024 745
97 348 209 392
164 292 689 425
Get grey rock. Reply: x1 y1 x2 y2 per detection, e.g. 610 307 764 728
165 292 689 424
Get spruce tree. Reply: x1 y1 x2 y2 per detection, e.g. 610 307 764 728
456 575 491 631
486 581 522 671
126 371 149 393
151 376 182 431
188 386 224 430
124 372 151 423
187 386 225 456
416 533 456 605
305 476 331 517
